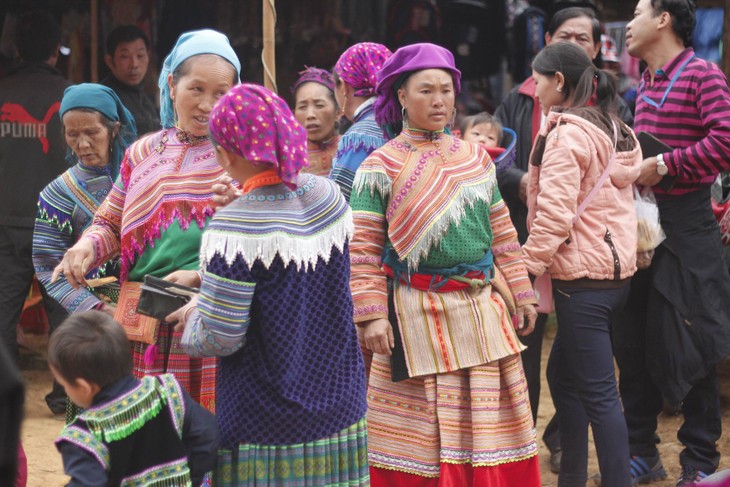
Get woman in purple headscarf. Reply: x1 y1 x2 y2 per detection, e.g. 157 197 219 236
349 43 541 486
171 83 368 486
291 66 341 177
330 42 392 202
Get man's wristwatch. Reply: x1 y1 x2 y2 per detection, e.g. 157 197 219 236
656 153 669 176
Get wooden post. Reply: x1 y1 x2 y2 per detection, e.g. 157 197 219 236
724 0 730 78
90 0 98 82
262 0 277 93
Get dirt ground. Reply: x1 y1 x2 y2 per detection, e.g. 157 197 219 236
17 326 730 487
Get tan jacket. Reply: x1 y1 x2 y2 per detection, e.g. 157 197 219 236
522 108 642 282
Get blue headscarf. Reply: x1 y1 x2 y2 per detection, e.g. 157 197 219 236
59 83 137 180
158 29 242 129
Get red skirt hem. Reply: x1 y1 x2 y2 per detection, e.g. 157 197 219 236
370 455 541 487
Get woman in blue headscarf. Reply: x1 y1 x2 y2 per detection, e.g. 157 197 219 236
33 83 136 422
53 30 241 414
33 83 136 315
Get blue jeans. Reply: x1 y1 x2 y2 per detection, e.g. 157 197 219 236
549 283 631 487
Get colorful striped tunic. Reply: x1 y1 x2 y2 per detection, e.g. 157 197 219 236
304 135 340 177
349 127 539 485
33 162 116 313
83 128 226 412
635 48 730 196
182 171 368 486
330 98 388 202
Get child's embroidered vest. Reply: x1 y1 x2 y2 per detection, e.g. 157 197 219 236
56 374 191 486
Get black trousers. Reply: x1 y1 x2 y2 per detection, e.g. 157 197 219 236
613 268 722 474
0 226 67 361
519 312 560 451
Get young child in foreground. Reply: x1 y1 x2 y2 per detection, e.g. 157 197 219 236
50 310 219 486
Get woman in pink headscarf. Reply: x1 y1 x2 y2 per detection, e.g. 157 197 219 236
330 42 392 202
172 83 368 486
291 67 341 177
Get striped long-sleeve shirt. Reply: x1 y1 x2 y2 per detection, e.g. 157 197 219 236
634 48 730 196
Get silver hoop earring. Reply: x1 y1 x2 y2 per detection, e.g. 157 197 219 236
401 106 409 129
557 86 563 93
450 107 456 127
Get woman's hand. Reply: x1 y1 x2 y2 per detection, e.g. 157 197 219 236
164 270 202 288
169 295 199 332
51 238 96 289
514 304 538 336
211 176 242 210
362 318 395 356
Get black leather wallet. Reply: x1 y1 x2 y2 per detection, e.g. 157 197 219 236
637 131 676 191
136 275 199 321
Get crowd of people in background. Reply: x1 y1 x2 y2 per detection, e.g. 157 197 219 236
1 0 730 486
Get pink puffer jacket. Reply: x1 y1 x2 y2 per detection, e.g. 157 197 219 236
522 108 642 281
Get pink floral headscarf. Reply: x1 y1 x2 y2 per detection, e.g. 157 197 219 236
334 42 392 97
210 83 308 190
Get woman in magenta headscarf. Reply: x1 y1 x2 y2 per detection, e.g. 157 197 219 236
350 43 540 486
173 83 368 486
330 42 392 202
291 67 341 177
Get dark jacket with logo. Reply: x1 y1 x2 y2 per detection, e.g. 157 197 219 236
0 62 70 228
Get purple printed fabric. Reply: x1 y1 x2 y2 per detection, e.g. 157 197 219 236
334 42 392 97
290 66 336 94
374 43 462 128
209 83 308 190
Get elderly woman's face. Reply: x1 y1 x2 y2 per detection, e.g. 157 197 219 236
294 82 338 143
62 110 115 167
170 55 236 136
398 69 455 132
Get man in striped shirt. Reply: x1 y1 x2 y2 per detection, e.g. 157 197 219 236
614 0 730 485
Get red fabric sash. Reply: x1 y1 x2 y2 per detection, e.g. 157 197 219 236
382 263 486 293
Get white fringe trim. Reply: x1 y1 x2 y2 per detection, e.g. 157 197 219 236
403 176 496 270
352 170 391 200
200 209 355 271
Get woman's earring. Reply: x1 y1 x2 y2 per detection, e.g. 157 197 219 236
450 107 456 127
401 106 409 129
556 86 563 93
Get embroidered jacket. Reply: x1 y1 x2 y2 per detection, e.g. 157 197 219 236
349 128 537 377
183 172 367 447
304 135 340 177
84 128 227 281
329 98 388 202
33 163 117 312
55 374 219 486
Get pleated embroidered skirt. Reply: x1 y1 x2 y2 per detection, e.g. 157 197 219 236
214 417 369 486
367 353 540 487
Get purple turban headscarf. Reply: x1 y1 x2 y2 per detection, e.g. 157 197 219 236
210 83 308 190
374 43 461 130
334 42 392 97
290 66 336 95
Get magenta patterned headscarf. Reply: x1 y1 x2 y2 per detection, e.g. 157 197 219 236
290 66 336 95
334 42 392 97
209 83 308 190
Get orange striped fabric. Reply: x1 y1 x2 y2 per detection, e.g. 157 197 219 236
350 129 536 375
367 353 538 478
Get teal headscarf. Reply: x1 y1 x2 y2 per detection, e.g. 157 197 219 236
158 29 242 129
59 83 137 180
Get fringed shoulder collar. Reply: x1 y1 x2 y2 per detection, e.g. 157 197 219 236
201 174 353 270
